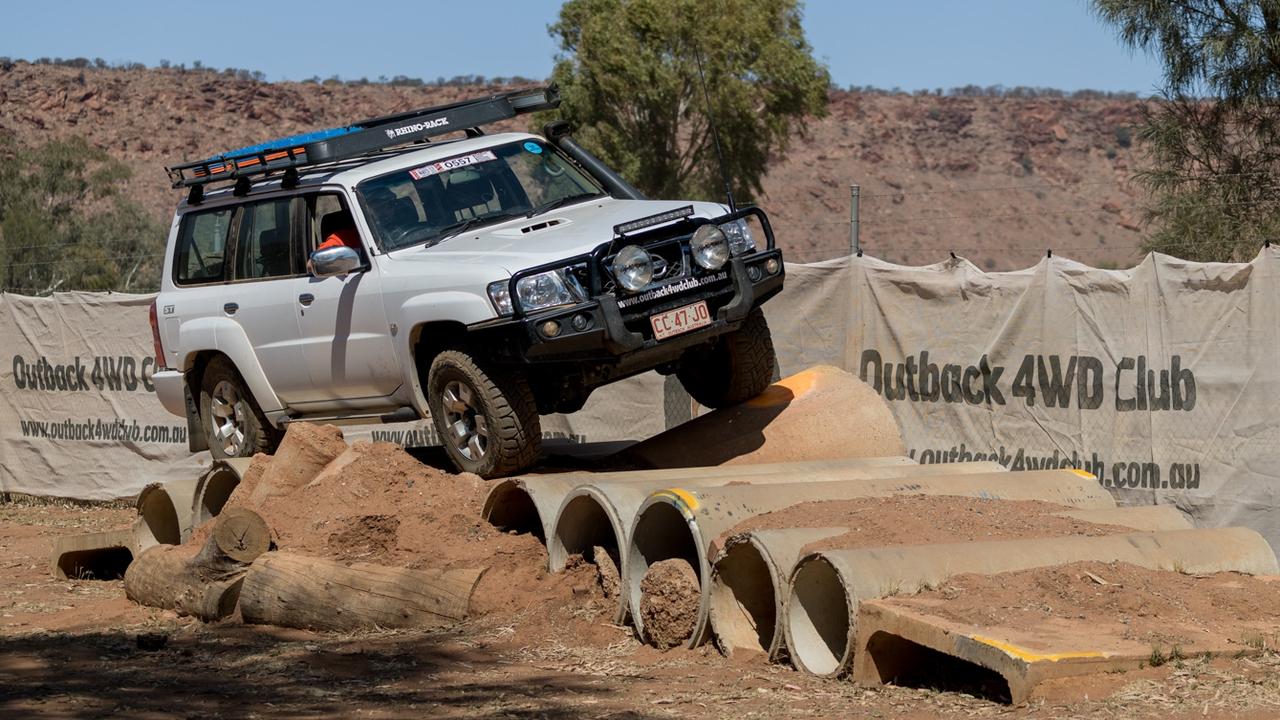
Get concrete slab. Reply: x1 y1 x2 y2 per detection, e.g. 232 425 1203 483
852 596 1267 704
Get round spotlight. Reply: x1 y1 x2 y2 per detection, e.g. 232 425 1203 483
612 245 653 292
541 320 562 338
691 224 730 270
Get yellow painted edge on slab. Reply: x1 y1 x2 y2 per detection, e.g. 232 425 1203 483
1069 468 1097 480
972 635 1108 663
744 368 822 407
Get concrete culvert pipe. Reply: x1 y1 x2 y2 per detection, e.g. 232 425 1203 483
627 464 1083 648
484 455 917 570
135 483 182 547
556 460 999 623
783 526 1279 677
626 365 907 469
191 458 253 527
710 527 847 659
708 503 1190 661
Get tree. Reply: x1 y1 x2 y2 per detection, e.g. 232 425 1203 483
0 136 165 294
1094 0 1280 261
541 0 829 203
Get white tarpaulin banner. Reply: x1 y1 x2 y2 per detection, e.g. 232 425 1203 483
2 248 1278 548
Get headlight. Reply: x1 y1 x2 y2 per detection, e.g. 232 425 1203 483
719 218 757 256
690 224 730 270
612 245 653 292
488 270 584 315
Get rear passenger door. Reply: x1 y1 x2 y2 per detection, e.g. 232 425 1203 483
224 196 310 404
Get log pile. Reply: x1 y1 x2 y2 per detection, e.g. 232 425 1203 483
123 424 486 631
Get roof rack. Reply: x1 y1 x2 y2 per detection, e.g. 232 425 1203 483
165 85 560 196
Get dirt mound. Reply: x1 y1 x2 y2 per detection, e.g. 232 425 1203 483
909 561 1280 651
639 559 700 649
193 425 605 622
721 495 1132 553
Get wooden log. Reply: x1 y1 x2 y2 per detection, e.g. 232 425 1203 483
239 552 485 631
124 508 270 621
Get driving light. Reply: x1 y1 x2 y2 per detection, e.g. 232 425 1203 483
612 245 653 292
690 224 730 270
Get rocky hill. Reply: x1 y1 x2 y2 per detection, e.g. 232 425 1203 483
0 62 1150 270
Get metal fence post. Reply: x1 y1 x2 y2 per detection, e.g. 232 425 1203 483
849 184 861 256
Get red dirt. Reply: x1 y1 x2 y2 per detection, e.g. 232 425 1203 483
903 561 1280 653
721 496 1134 554
639 558 701 649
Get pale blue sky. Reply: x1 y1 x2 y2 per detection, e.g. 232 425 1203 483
1 1 1162 93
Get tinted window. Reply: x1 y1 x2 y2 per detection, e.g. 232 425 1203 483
234 198 297 280
174 208 233 285
306 193 365 260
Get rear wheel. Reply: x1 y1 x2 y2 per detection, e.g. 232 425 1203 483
677 308 776 409
199 357 278 459
426 350 541 478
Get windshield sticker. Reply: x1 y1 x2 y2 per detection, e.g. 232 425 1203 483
408 150 498 180
523 141 543 154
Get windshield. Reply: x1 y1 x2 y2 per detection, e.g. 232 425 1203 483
357 139 605 251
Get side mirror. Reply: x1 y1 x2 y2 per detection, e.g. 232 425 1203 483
310 246 361 278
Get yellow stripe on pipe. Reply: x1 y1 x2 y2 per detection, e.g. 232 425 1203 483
654 488 701 515
972 635 1108 663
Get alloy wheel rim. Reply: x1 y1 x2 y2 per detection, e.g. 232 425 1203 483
209 380 247 456
441 379 488 461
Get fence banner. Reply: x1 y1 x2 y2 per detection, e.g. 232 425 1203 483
2 248 1278 549
0 292 204 500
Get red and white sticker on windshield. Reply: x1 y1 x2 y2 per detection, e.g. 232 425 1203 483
408 150 497 180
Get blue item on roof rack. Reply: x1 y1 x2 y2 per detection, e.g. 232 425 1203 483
211 126 356 161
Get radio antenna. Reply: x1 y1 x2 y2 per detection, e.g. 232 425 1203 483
692 42 736 212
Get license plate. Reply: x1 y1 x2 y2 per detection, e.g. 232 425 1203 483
650 300 711 340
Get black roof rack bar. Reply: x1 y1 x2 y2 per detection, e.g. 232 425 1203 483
165 85 560 190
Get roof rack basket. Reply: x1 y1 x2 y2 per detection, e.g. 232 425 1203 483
165 85 560 192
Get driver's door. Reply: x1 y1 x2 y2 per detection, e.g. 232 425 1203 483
290 192 401 405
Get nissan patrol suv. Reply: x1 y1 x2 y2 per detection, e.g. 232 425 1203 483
149 87 784 477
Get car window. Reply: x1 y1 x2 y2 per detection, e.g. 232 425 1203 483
174 207 234 285
234 198 297 281
306 193 366 260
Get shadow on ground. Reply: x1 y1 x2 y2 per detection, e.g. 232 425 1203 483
0 623 654 719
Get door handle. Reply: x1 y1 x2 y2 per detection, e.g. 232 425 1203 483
298 293 315 306
223 302 238 315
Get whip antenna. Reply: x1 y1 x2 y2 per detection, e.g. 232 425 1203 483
692 42 736 211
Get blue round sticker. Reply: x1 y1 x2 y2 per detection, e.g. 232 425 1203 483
523 141 543 154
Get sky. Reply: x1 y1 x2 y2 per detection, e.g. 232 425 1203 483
0 1 1163 94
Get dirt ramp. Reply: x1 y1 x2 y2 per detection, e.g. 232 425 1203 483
626 365 905 468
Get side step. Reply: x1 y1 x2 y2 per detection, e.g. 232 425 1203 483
279 407 419 427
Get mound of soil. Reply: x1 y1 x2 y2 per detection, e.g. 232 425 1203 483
639 558 701 649
201 424 606 622
907 561 1280 650
720 496 1134 555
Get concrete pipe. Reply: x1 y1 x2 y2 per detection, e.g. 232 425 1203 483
625 365 907 469
783 526 1279 677
553 461 1004 622
626 468 1113 648
135 475 203 546
707 503 1190 660
191 458 253 527
481 455 917 556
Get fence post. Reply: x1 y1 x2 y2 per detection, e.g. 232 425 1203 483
849 184 861 256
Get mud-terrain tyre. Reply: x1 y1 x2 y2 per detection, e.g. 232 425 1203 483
426 350 541 478
677 308 777 409
199 356 279 459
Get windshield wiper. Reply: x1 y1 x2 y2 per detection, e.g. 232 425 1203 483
525 192 603 219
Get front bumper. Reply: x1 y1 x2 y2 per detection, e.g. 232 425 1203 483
476 248 784 366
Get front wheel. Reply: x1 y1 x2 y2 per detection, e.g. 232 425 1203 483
676 308 777 409
426 350 541 478
198 356 278 459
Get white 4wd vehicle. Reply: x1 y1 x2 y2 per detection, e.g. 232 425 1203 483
150 88 784 477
